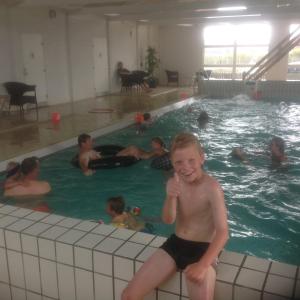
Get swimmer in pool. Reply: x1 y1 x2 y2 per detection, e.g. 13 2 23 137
197 111 209 128
78 133 101 176
231 147 249 163
106 196 144 231
117 137 168 160
4 157 51 197
270 136 286 163
3 162 22 191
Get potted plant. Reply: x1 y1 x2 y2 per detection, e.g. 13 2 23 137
145 46 159 88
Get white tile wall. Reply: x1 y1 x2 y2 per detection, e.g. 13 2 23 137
26 291 42 300
110 228 136 240
92 224 116 236
56 217 81 228
114 242 145 259
94 273 114 300
94 237 124 254
93 251 113 276
25 211 49 222
74 246 93 270
23 254 41 293
56 242 74 265
57 263 76 300
157 290 180 300
38 238 56 260
41 214 65 225
114 279 128 300
75 268 94 300
75 233 105 249
114 256 134 281
0 228 5 247
0 247 9 283
11 286 26 300
74 220 98 232
7 250 25 288
5 231 22 251
40 258 58 299
21 234 38 256
0 282 11 300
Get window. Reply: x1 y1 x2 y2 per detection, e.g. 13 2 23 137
288 24 300 80
203 22 271 79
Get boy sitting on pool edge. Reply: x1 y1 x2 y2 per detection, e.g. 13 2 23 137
122 132 229 300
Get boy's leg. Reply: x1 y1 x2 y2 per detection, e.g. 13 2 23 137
122 249 176 300
185 266 216 300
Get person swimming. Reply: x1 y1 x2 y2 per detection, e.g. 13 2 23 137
197 110 209 128
4 157 51 197
117 137 168 160
78 133 101 176
231 147 249 163
2 162 22 191
270 136 286 163
106 196 144 231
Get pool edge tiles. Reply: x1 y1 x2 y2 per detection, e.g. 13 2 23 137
0 205 298 300
0 97 196 172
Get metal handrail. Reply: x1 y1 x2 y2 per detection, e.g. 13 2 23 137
243 25 300 81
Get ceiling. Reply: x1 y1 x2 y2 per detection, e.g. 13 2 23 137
1 0 300 24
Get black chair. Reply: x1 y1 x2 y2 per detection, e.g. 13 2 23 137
120 74 134 92
131 71 148 91
165 70 179 86
3 82 38 118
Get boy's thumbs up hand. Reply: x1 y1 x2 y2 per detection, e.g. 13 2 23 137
166 172 180 199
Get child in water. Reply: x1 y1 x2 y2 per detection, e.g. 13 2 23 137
106 196 144 231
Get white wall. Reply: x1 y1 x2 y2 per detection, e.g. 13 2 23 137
265 20 290 81
158 25 203 85
68 15 107 101
0 6 13 94
8 7 70 104
108 21 138 92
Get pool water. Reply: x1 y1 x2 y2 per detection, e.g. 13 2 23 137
1 96 300 265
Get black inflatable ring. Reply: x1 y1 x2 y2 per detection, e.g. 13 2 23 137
71 145 139 169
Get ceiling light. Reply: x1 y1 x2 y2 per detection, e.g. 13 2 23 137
139 19 149 22
217 6 247 11
205 14 261 19
177 23 193 27
276 3 291 8
104 13 120 17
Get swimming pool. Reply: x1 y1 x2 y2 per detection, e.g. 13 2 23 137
1 96 300 265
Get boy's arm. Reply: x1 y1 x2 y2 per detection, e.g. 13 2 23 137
79 155 93 176
185 180 228 283
162 174 180 224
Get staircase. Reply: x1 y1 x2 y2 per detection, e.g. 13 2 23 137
243 25 300 81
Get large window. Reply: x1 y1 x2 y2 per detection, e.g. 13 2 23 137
288 24 300 81
203 22 271 79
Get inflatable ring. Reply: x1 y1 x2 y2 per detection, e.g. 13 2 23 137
71 145 139 169
150 153 173 171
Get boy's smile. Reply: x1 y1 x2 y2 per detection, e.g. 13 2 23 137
172 145 204 183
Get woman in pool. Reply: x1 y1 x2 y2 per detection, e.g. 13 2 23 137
117 137 168 160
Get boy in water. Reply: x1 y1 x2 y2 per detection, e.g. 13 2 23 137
106 196 144 231
78 133 101 176
270 136 286 163
3 162 22 191
122 133 228 300
117 137 168 160
4 157 51 197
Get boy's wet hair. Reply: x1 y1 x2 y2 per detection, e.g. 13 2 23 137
21 157 39 176
271 136 285 153
78 133 91 147
197 111 209 124
170 133 203 156
151 137 165 148
143 112 151 121
107 196 125 215
6 162 21 179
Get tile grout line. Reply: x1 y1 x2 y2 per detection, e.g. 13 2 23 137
260 260 272 300
292 266 299 299
232 254 247 300
2 229 13 300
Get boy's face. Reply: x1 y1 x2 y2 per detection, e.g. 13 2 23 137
106 203 114 217
82 138 93 150
171 144 204 183
151 141 162 151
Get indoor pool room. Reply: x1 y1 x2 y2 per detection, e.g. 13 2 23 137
0 1 300 300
